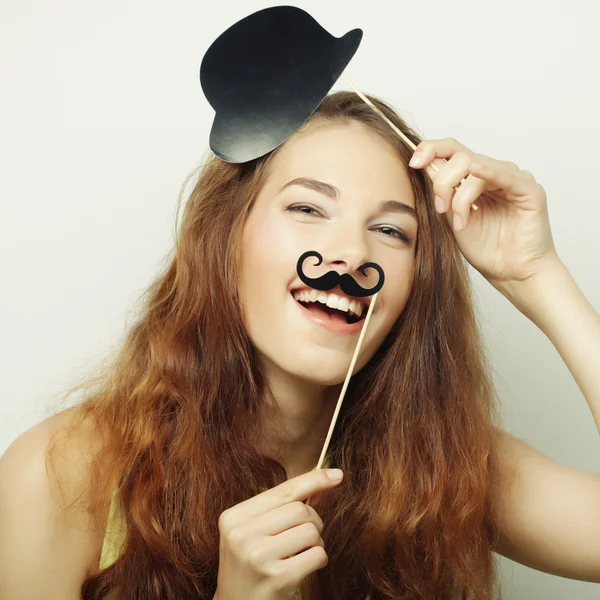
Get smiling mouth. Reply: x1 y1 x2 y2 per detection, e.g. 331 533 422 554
291 292 367 325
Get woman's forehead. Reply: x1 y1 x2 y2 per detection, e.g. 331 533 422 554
265 125 414 205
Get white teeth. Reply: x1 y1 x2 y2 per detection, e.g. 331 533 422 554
349 299 363 317
337 296 350 312
293 290 364 317
326 294 339 309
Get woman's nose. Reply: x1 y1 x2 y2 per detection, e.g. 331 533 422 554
319 224 370 274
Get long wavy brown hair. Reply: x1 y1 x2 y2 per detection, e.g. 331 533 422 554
47 91 503 600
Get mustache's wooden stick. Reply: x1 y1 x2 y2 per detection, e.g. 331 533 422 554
306 291 379 506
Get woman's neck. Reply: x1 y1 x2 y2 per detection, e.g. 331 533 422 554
258 358 341 478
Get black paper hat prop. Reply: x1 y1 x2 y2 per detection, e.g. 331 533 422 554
200 5 362 163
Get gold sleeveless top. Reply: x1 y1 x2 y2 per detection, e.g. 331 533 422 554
98 458 373 600
99 485 127 572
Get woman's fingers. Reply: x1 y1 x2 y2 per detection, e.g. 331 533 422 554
274 545 330 586
218 468 343 532
468 162 540 197
238 500 325 539
265 521 325 562
410 142 483 223
409 137 472 167
409 139 543 231
428 151 478 210
446 172 487 231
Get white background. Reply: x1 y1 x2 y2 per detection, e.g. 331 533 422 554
1 0 599 597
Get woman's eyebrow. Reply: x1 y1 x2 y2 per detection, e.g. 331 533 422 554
379 200 418 221
280 177 340 199
279 177 417 221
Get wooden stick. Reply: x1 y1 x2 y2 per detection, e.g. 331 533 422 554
340 74 479 212
306 291 379 503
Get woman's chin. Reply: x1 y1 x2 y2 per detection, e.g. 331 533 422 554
289 359 352 387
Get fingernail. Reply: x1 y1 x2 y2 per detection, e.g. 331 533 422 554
435 195 445 213
409 152 424 167
453 214 463 231
326 469 343 481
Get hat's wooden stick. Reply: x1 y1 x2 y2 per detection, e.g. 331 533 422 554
305 291 379 504
340 74 479 212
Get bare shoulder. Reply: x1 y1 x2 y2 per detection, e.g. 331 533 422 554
0 407 108 599
491 426 600 583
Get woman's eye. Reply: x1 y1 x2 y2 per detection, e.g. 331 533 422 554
286 204 322 217
376 225 412 244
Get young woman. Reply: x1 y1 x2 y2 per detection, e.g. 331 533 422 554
1 92 599 600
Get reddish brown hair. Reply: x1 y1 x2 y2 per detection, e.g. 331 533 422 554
48 91 503 599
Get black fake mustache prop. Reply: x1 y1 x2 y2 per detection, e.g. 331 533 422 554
296 251 385 298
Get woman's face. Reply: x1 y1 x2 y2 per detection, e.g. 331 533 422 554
239 120 418 386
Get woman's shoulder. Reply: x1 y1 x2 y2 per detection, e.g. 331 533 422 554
0 407 109 594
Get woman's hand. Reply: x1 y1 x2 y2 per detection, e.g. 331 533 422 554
409 138 559 289
214 468 344 600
